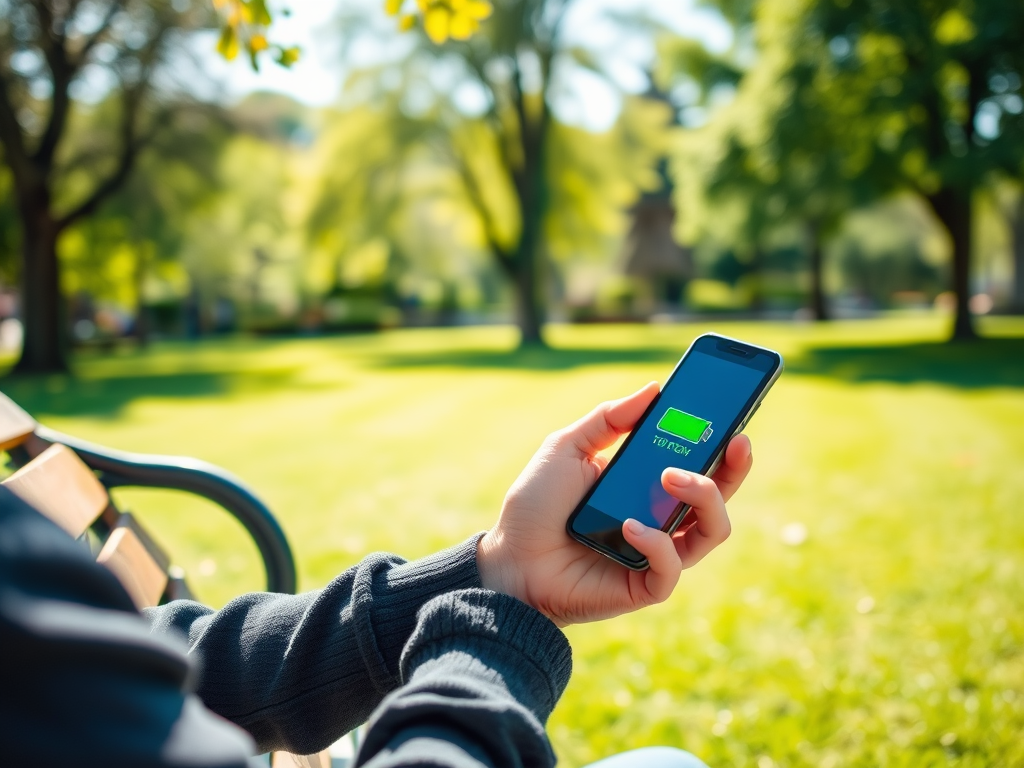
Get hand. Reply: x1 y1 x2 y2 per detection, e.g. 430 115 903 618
477 382 753 627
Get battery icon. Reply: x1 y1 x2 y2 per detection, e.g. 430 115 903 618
657 407 713 443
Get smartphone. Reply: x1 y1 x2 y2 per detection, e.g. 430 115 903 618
566 333 783 570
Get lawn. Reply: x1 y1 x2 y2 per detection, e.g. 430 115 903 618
3 315 1024 768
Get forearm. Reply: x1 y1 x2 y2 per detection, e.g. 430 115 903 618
145 536 482 755
356 589 573 768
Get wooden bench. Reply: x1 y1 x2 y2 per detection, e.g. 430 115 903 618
0 391 354 768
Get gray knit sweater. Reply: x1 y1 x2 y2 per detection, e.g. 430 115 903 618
0 487 573 767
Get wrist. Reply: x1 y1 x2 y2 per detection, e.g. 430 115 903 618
477 530 567 628
476 529 518 597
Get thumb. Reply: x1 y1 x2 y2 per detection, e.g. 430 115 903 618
559 382 660 457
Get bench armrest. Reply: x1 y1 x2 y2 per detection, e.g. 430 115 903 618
29 426 297 595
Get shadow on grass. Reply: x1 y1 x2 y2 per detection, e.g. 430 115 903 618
3 335 1020 423
0 367 304 419
367 345 680 370
788 338 1024 388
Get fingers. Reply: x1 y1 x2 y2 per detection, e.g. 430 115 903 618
557 382 660 457
621 518 682 603
711 434 753 503
662 468 731 569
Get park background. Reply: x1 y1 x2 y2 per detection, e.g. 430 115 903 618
1 0 1023 766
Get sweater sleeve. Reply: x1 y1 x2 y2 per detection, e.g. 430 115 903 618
354 589 573 768
0 488 260 768
145 536 483 755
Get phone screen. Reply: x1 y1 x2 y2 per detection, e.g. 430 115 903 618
568 335 781 567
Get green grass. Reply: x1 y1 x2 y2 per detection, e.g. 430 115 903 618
3 315 1024 767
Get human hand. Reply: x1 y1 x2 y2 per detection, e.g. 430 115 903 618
476 382 752 627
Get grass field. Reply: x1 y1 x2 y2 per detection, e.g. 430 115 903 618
3 316 1024 767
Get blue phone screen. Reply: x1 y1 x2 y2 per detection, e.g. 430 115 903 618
585 350 769 528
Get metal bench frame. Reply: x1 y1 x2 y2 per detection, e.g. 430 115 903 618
7 426 296 595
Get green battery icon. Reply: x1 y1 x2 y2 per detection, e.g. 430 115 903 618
657 407 713 443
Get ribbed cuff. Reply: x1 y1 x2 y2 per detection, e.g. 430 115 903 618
354 534 485 691
400 589 573 724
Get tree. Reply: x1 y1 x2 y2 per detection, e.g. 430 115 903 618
325 0 671 345
63 96 230 344
0 0 210 372
994 180 1024 313
795 0 1024 339
668 0 1024 333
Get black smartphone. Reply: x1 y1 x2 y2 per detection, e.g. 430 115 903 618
566 333 783 570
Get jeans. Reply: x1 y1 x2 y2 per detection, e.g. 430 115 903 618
583 747 710 768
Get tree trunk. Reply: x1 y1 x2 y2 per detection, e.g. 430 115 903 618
511 143 547 346
807 222 829 321
927 187 977 340
14 190 67 373
1011 193 1024 314
512 243 543 345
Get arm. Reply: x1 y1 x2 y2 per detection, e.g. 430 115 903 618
0 488 260 768
350 386 752 767
145 537 483 755
355 589 572 768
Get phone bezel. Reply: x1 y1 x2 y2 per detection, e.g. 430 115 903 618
565 332 784 570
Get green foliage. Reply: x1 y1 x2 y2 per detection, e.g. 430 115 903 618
4 317 1023 766
57 96 230 313
320 0 679 339
665 0 1024 329
803 0 1024 195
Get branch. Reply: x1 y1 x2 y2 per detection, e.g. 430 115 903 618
57 18 171 229
75 1 125 66
56 90 159 231
437 134 515 275
55 138 139 230
546 0 573 46
30 0 78 167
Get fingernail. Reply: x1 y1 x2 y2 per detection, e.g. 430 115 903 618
665 468 693 487
625 518 647 535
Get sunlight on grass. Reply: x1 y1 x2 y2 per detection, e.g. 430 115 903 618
2 315 1022 767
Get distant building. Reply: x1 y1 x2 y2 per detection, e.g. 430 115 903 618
620 162 693 311
620 82 692 313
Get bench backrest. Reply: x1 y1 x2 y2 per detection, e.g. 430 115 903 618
2 436 177 609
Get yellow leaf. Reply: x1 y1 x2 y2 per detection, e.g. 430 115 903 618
249 33 269 52
217 26 239 61
384 0 403 16
398 13 416 31
424 8 450 43
464 0 491 20
416 0 430 12
449 13 475 40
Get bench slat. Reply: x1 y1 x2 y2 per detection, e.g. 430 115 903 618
97 525 169 609
2 443 109 537
0 392 36 452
